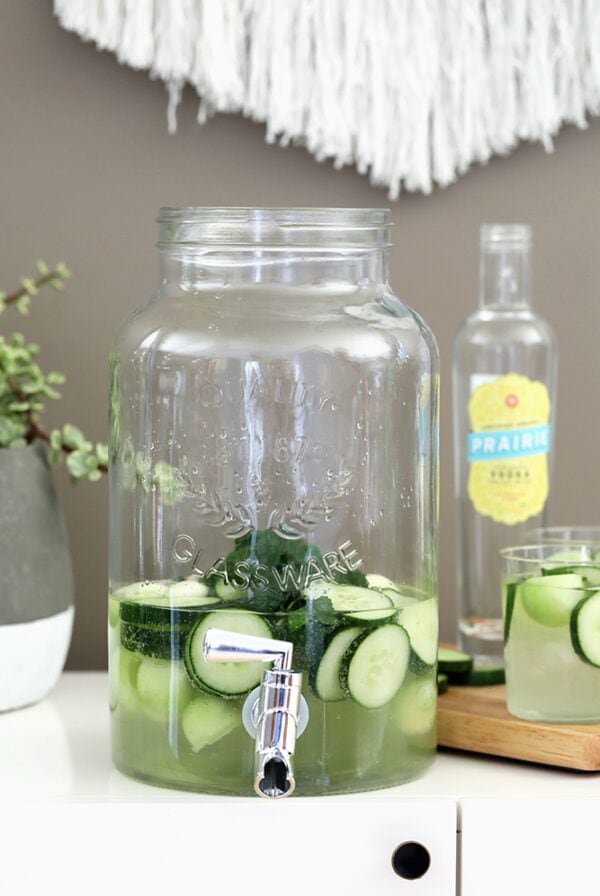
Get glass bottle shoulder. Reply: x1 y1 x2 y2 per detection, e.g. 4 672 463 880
453 307 556 352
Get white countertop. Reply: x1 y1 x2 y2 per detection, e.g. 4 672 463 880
2 672 599 806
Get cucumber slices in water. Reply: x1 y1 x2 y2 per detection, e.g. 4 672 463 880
521 573 584 627
571 591 600 667
184 610 273 697
339 624 410 709
397 598 438 666
305 582 396 623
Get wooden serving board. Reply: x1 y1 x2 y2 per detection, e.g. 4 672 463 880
438 684 600 771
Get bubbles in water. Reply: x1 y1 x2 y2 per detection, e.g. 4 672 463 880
235 486 243 495
207 323 218 331
330 402 338 411
219 429 227 440
241 424 248 433
379 509 384 518
191 466 198 475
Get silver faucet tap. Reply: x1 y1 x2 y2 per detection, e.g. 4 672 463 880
202 628 304 799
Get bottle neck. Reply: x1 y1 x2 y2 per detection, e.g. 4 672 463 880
159 247 389 291
479 246 531 310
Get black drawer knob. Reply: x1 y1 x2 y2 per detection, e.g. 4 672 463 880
391 841 431 880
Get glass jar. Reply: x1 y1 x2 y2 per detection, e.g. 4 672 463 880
108 208 439 796
501 545 600 722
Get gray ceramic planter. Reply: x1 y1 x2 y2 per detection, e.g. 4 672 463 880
0 443 74 710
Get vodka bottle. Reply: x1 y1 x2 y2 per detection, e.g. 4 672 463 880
453 224 557 664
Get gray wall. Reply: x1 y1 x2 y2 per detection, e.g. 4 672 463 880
2 2 599 668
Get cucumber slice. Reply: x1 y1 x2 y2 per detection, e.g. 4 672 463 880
305 582 396 623
169 579 210 601
215 580 245 601
116 648 142 712
182 694 241 752
108 597 120 628
365 574 418 609
503 581 518 644
340 624 410 709
313 626 362 701
571 592 600 667
521 573 584 627
119 593 218 627
121 621 191 659
366 573 397 591
437 647 473 676
452 663 505 686
437 673 449 694
136 658 194 722
184 610 273 697
397 598 438 666
396 677 437 737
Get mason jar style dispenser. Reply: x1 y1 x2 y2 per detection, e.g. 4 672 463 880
109 208 439 797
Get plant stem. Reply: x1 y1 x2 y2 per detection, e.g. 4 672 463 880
3 269 63 307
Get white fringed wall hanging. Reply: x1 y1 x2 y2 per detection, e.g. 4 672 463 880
54 0 600 198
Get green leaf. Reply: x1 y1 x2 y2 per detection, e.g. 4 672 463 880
46 371 66 385
313 595 337 627
88 469 102 482
62 423 86 449
15 296 30 316
49 278 65 291
66 450 93 480
50 429 62 451
20 277 38 296
95 443 109 466
36 260 49 275
55 262 72 279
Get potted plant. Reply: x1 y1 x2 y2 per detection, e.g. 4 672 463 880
0 262 107 711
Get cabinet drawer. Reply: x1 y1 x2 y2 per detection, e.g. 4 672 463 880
461 798 600 896
1 798 457 895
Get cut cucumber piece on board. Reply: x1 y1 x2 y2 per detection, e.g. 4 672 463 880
437 647 473 675
452 663 505 686
571 591 600 667
437 673 449 694
397 598 438 666
181 693 241 752
184 610 273 697
313 626 362 701
305 582 396 624
521 573 584 627
503 581 518 644
340 623 410 709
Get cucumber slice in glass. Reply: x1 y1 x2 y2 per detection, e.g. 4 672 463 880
397 598 438 666
340 623 410 709
136 658 194 722
502 581 518 644
570 591 600 667
521 573 584 627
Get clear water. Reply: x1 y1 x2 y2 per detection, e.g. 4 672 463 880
109 593 437 796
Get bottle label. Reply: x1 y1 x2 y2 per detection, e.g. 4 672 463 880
467 373 551 525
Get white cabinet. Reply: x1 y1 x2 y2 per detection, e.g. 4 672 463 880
461 798 600 896
2 676 600 895
1 799 457 895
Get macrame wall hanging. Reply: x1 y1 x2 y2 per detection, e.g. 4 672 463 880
54 0 600 198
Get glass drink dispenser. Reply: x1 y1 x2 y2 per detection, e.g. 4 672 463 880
108 208 439 797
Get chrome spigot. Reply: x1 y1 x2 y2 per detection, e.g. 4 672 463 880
202 628 305 799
